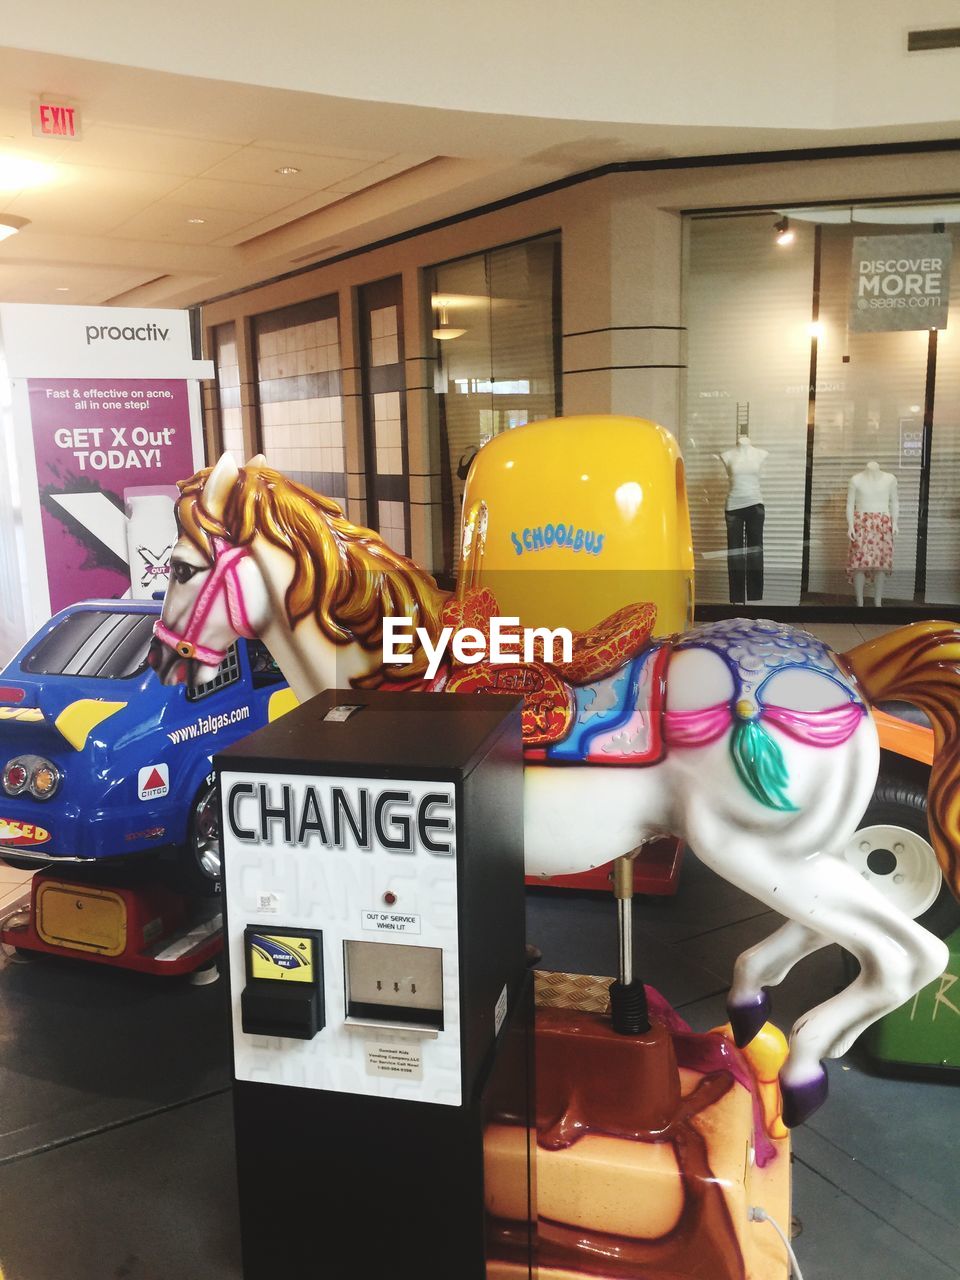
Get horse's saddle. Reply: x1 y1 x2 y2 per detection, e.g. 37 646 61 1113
437 591 667 764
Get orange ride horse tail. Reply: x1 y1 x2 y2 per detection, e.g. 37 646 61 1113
843 620 960 901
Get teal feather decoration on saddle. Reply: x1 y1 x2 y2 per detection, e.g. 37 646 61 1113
730 717 798 813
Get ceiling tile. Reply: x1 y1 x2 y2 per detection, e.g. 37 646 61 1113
4 166 188 235
161 176 308 215
251 138 390 162
0 261 161 305
0 142 73 198
198 146 377 190
0 126 73 163
108 202 259 244
62 125 245 177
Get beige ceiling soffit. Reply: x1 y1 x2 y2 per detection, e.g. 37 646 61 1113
170 157 565 308
207 153 437 247
0 230 238 275
288 243 344 265
102 274 170 304
107 273 220 307
210 191 346 249
233 156 480 263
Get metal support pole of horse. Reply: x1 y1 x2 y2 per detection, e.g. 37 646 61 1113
609 853 651 1035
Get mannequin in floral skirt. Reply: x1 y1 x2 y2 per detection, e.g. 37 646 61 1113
846 461 898 606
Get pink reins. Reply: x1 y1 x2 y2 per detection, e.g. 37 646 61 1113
153 538 255 665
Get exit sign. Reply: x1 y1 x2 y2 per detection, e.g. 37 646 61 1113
31 97 81 140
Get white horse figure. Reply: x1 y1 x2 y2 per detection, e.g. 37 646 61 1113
150 455 960 1126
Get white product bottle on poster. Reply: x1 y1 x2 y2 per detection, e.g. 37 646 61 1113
124 488 179 598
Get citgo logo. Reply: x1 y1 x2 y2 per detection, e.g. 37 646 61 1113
138 763 170 801
0 817 51 846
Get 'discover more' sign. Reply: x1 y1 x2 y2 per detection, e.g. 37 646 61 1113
850 233 952 332
27 379 196 611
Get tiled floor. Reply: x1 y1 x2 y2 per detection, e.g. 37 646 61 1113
0 615 956 1278
0 856 956 1279
0 864 32 914
529 862 960 1280
785 619 901 654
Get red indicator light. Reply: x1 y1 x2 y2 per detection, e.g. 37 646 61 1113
4 763 27 791
383 891 397 906
0 687 26 703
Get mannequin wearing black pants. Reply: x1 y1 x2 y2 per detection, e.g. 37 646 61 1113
725 502 764 603
719 435 768 603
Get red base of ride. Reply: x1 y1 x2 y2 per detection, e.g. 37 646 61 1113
0 872 222 976
528 836 684 894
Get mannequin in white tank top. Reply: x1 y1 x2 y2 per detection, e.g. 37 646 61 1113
716 435 769 602
720 435 769 510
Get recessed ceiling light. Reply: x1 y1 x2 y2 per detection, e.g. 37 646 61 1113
0 214 30 241
186 217 206 224
276 166 301 175
55 286 70 292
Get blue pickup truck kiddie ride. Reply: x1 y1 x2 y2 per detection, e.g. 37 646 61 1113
0 599 294 898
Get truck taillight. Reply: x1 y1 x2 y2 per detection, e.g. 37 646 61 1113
2 760 29 795
2 756 61 799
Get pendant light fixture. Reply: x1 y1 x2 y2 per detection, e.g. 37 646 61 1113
432 302 465 341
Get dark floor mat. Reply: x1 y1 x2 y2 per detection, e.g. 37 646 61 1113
0 951 230 1162
0 1092 240 1280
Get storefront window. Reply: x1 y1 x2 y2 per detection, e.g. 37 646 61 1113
427 233 560 575
358 276 409 554
682 205 959 610
252 296 346 502
212 321 243 461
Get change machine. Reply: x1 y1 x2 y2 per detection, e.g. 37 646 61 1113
216 688 534 1278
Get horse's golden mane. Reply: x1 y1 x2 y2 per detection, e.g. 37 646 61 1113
176 463 447 683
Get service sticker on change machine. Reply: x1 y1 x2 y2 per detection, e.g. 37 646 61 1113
222 771 463 1105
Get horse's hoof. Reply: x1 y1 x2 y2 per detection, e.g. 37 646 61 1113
727 991 770 1048
780 1066 829 1128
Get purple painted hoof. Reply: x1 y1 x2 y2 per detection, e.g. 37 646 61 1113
727 991 770 1048
780 1066 829 1128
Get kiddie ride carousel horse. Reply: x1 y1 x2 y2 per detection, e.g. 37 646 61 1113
149 451 960 1135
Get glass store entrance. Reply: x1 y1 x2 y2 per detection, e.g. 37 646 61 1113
682 201 960 611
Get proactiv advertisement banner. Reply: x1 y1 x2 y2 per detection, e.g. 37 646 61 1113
27 378 195 611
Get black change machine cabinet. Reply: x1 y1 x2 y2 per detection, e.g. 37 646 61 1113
215 689 535 1279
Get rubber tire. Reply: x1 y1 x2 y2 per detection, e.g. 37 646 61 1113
857 772 960 940
168 776 222 899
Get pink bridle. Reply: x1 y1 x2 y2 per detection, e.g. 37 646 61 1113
153 537 255 665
